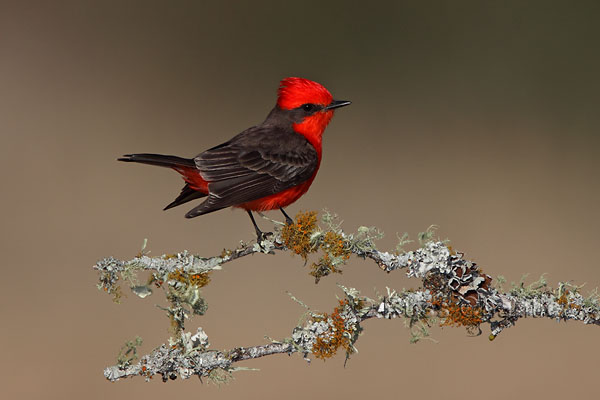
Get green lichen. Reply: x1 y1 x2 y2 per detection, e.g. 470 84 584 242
396 232 412 253
510 274 548 297
207 367 234 386
418 225 439 245
116 336 143 368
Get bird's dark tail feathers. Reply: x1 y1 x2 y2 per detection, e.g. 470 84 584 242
119 153 208 210
118 153 196 169
163 184 207 210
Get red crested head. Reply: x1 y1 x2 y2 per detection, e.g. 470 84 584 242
274 77 350 155
277 77 333 110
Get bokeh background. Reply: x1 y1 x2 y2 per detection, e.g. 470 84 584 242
1 1 599 399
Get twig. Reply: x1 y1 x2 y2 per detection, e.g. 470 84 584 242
94 212 600 383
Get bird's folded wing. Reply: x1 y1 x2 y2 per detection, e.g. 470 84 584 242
185 127 318 217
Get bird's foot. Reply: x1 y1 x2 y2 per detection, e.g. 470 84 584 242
256 230 273 242
255 230 274 251
279 208 294 226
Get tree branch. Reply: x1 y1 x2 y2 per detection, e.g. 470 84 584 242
94 211 600 383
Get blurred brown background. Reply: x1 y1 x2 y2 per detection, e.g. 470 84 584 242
1 1 599 399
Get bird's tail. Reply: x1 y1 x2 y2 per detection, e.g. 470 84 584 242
118 153 195 169
119 153 210 210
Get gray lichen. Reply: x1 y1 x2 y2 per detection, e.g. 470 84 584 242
94 212 600 382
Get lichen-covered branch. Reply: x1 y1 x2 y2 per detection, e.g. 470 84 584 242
94 211 600 383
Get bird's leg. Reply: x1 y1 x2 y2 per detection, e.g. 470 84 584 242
280 208 294 225
247 210 270 243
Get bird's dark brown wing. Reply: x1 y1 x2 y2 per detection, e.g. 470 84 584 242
184 126 318 218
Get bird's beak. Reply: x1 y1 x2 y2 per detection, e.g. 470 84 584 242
323 100 352 110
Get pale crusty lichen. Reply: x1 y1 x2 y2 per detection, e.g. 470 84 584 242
94 211 600 382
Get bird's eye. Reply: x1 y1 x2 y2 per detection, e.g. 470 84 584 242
301 103 315 112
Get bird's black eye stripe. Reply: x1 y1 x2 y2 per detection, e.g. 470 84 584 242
301 103 317 112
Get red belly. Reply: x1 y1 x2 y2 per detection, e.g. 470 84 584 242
237 178 315 211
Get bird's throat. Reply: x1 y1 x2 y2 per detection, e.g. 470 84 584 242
292 111 333 157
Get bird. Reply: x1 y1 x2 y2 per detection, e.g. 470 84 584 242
118 77 351 241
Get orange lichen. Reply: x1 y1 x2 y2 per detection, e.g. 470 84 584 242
321 231 351 260
167 270 211 288
282 211 353 282
111 285 123 303
281 211 318 260
432 296 484 334
189 273 211 287
312 300 353 360
310 254 340 283
557 290 570 306
309 231 351 283
141 366 153 379
556 290 583 314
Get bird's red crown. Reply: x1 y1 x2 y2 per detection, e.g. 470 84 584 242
277 77 333 110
